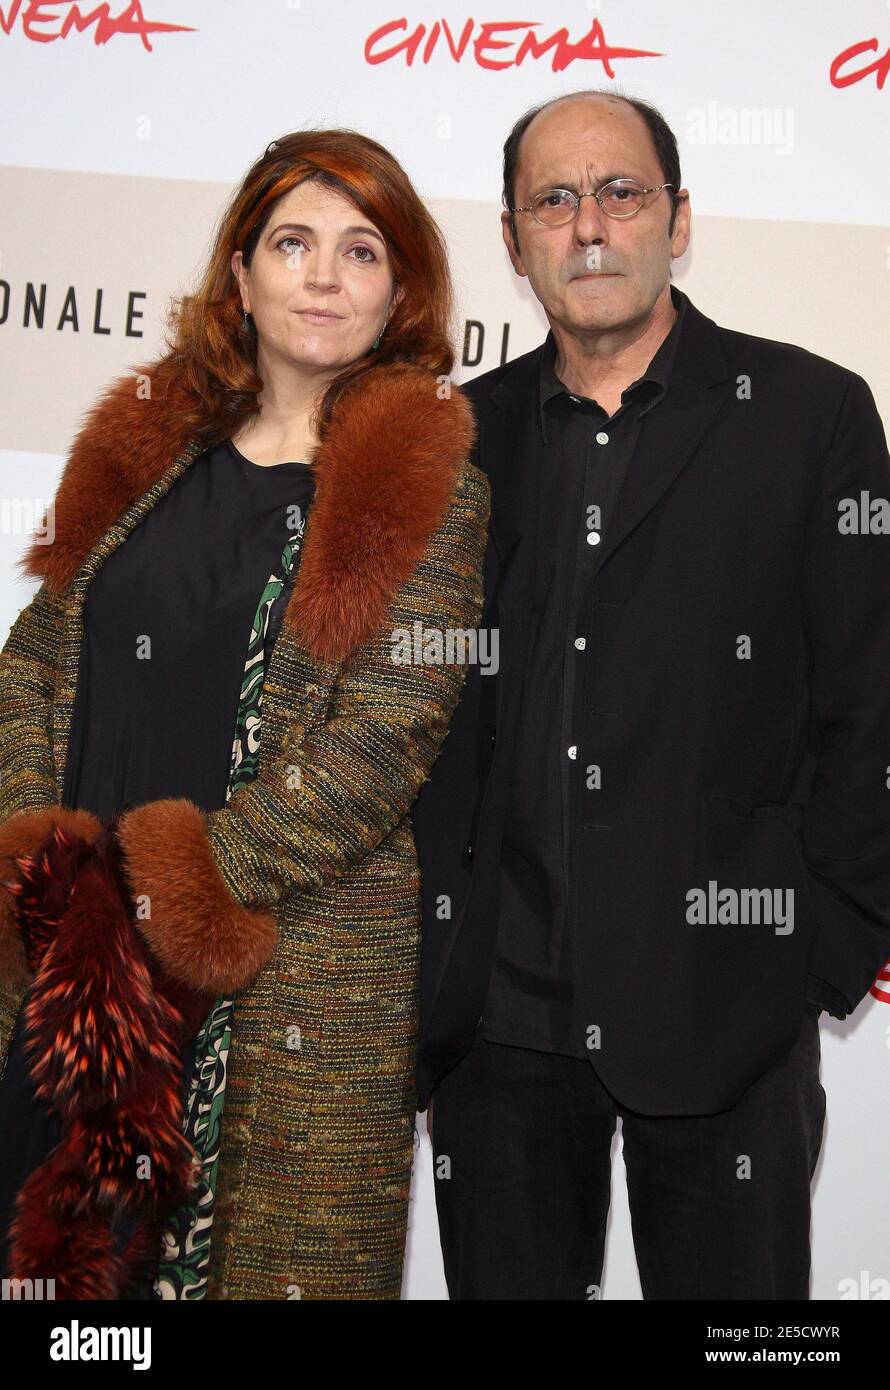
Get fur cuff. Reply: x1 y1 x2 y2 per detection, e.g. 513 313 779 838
115 798 278 993
6 821 204 1297
0 806 103 989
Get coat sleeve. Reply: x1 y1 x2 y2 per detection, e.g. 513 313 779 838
0 581 65 825
115 460 491 995
800 372 890 1016
0 582 103 1030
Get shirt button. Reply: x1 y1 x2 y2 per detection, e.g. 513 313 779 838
574 637 586 650
569 395 581 404
567 745 577 759
586 532 601 545
596 432 609 445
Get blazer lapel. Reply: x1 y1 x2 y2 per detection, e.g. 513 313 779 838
481 296 735 605
484 348 543 568
474 294 735 750
481 353 547 736
592 297 734 576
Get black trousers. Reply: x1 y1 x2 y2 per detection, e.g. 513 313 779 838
431 1006 826 1299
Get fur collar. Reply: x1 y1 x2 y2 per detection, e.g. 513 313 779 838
18 362 475 666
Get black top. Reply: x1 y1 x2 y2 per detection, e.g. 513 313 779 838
64 437 315 817
479 292 688 1057
0 436 315 1283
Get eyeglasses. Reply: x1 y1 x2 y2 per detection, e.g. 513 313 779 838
512 179 675 225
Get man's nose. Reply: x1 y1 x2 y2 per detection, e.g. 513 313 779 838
573 192 609 249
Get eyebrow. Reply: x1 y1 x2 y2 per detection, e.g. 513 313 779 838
532 171 637 195
266 221 387 246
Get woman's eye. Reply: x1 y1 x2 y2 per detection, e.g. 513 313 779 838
276 237 376 262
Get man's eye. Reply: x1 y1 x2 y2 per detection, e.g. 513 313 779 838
603 184 644 205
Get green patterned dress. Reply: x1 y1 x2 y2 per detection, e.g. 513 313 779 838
153 519 308 1299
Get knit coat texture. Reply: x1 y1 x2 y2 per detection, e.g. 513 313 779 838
0 359 489 1298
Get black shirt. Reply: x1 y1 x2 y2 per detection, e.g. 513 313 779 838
479 291 688 1057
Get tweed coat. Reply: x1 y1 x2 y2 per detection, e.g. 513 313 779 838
0 359 489 1298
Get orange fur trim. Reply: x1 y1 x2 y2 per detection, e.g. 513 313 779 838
18 363 193 598
18 362 476 666
115 797 278 993
284 365 476 665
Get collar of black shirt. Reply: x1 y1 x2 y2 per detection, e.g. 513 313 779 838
538 286 688 443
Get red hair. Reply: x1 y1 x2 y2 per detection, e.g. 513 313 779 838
155 129 457 447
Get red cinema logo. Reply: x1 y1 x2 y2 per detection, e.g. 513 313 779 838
365 16 662 74
869 961 890 1005
0 1 195 49
830 36 890 88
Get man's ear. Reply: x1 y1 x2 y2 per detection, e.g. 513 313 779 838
501 210 527 278
670 188 692 262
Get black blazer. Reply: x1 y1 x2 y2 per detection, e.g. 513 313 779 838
413 288 890 1116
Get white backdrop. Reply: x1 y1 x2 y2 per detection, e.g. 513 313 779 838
1 0 889 1300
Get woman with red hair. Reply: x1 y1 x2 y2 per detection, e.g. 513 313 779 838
0 130 488 1300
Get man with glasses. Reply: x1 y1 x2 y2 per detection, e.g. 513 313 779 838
412 89 890 1299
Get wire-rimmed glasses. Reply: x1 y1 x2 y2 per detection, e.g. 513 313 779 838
512 179 676 225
